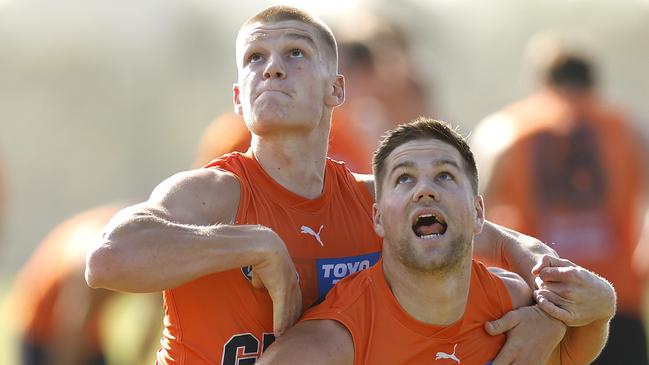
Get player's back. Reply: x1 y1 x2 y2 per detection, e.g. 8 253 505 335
482 88 646 315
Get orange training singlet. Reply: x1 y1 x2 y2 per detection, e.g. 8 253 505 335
481 89 647 315
157 150 382 365
302 259 512 365
10 205 121 350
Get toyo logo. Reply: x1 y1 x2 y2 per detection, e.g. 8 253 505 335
315 252 380 301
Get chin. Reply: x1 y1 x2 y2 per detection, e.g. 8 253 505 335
398 235 470 274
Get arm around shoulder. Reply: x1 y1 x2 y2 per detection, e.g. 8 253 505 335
256 319 354 365
475 221 558 288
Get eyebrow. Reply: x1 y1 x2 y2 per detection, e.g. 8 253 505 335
387 159 461 176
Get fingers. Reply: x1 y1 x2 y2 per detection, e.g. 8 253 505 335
532 255 574 275
531 254 554 275
534 289 573 323
273 287 303 337
537 281 574 298
485 309 521 336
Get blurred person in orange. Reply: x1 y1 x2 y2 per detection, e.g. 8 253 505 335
191 12 432 174
472 31 649 364
8 204 161 365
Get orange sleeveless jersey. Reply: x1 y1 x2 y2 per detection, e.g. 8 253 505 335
482 89 646 315
157 151 382 365
10 205 121 349
302 259 512 365
193 110 374 173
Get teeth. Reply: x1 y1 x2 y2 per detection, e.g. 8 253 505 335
419 233 442 239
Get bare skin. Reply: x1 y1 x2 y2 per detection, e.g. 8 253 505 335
85 10 599 362
257 135 614 365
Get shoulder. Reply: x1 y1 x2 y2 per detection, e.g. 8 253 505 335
487 265 533 309
303 266 375 327
146 168 241 225
326 158 376 203
351 172 375 202
257 319 353 365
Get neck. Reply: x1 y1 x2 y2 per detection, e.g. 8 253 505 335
250 119 330 199
382 253 472 326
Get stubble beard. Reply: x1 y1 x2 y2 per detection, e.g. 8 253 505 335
397 232 472 276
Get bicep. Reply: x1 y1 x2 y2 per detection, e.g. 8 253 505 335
147 168 241 225
99 168 241 242
258 320 354 365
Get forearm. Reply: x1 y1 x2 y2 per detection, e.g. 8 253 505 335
475 221 558 287
550 318 610 365
86 212 276 292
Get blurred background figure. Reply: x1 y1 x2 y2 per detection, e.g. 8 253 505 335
192 11 432 173
7 204 161 365
471 31 649 364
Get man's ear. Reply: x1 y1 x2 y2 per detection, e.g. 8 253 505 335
325 75 345 108
373 203 385 237
233 84 243 116
474 195 485 234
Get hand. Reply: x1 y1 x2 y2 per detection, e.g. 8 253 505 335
251 228 303 337
486 305 566 365
532 255 616 327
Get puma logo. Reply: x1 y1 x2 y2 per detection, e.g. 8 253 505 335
435 344 460 363
300 225 324 246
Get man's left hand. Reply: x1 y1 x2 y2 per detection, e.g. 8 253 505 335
532 255 616 327
486 305 566 365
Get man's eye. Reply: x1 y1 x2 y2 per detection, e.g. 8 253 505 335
438 172 454 181
249 53 263 63
396 174 413 185
289 49 304 58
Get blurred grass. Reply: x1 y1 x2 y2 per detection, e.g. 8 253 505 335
0 276 162 365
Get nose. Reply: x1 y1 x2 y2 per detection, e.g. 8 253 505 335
263 54 286 80
412 178 439 202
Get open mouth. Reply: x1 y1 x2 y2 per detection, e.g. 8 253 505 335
412 213 447 238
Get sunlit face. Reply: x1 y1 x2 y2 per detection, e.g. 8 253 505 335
374 139 485 274
233 20 343 135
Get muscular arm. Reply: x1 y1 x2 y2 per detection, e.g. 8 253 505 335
87 169 264 291
85 168 301 334
256 319 354 365
475 222 558 288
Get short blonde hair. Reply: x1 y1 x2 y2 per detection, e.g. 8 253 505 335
237 5 338 71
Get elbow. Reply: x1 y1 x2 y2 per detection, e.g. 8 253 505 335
85 240 120 290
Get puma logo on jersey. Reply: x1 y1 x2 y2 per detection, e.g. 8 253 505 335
435 344 460 363
300 225 324 246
